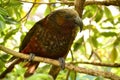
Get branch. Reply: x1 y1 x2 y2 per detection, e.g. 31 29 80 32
73 61 120 67
85 0 120 6
75 0 85 17
19 0 37 22
89 51 102 62
0 45 59 66
20 0 120 6
0 45 120 80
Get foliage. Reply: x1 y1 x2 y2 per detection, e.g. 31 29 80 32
0 0 120 80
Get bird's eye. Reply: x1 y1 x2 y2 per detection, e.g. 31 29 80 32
65 15 71 19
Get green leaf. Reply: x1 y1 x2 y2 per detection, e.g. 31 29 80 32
14 65 26 75
0 54 10 61
85 41 92 55
4 16 17 24
95 7 103 22
49 0 56 2
95 76 104 80
110 47 118 62
83 5 98 18
0 14 5 22
4 28 19 42
91 37 98 48
26 74 53 80
0 60 5 71
100 32 117 37
44 6 51 16
104 7 113 19
0 7 9 16
104 6 114 23
0 21 5 30
69 71 76 80
73 37 83 51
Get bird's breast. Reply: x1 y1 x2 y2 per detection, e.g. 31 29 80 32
37 30 71 59
22 27 77 59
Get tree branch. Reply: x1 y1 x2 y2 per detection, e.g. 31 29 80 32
0 45 120 80
75 0 85 17
85 0 120 6
73 61 120 67
20 0 120 6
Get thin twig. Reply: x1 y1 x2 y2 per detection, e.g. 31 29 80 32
66 70 70 80
19 0 37 22
70 49 74 61
65 63 120 80
72 61 120 67
92 51 102 62
20 0 120 6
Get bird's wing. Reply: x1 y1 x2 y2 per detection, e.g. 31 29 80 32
19 21 43 52
8 21 43 62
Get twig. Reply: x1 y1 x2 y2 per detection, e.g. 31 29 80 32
70 49 74 61
66 70 70 80
72 61 120 67
0 45 120 80
89 50 102 62
20 1 73 5
20 0 120 6
85 0 120 6
19 0 37 22
65 63 120 80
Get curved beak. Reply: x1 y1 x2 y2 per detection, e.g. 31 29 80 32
74 16 83 32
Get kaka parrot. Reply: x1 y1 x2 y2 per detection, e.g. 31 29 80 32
0 9 83 79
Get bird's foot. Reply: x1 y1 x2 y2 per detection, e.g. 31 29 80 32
28 53 35 62
58 57 65 69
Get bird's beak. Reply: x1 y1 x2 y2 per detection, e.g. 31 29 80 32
74 16 83 32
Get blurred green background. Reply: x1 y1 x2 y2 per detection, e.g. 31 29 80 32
0 0 120 80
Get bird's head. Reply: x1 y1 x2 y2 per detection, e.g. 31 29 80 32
46 9 83 32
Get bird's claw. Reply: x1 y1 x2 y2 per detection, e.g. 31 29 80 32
28 53 35 62
58 57 65 69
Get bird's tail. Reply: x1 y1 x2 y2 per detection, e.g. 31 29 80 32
24 61 39 77
0 58 21 79
0 58 39 79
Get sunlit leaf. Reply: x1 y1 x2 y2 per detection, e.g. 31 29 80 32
0 60 5 71
0 54 10 61
4 16 18 24
104 6 114 23
4 28 19 42
95 76 104 80
0 21 5 30
110 47 118 62
44 6 51 16
73 37 83 51
100 32 117 37
0 7 9 16
95 7 103 22
91 37 98 48
83 5 98 18
0 14 5 22
85 41 92 55
69 71 76 80
26 74 53 80
14 65 26 75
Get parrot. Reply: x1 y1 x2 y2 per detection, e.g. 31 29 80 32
0 8 83 79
